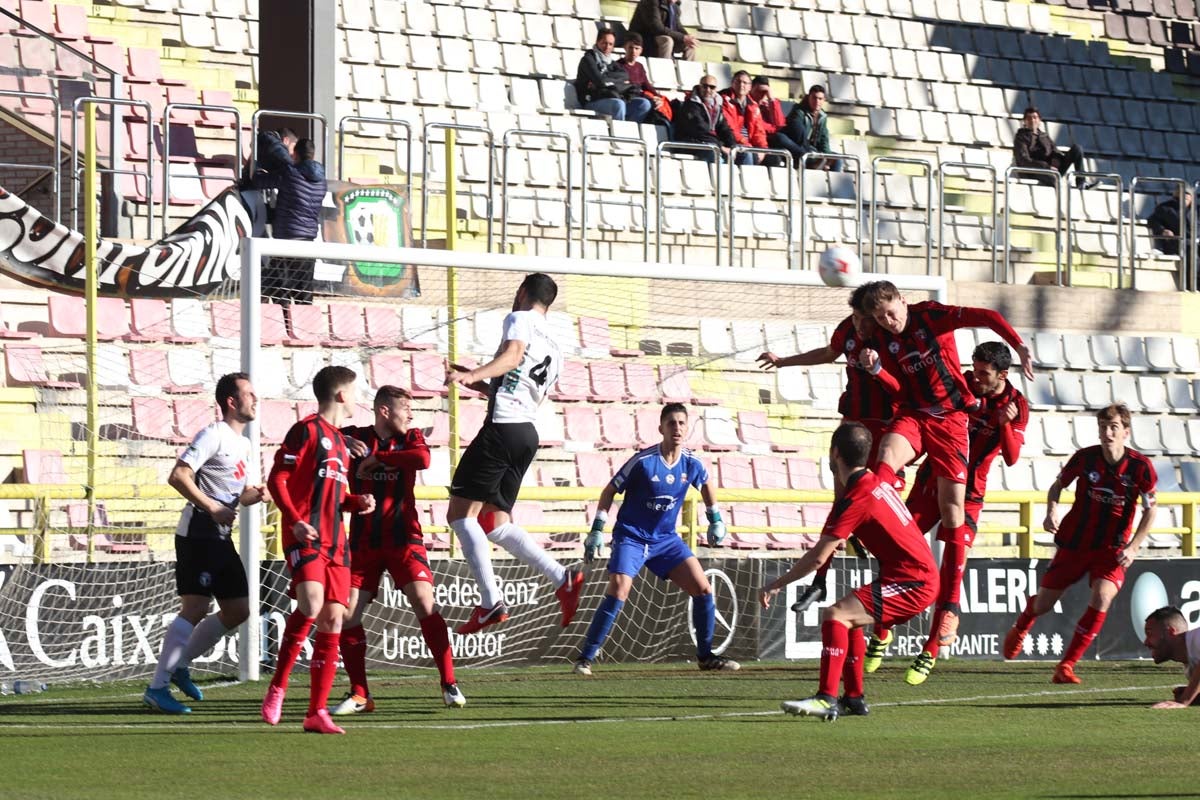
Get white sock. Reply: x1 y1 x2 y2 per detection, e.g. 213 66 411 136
487 523 567 587
180 614 233 668
450 517 503 608
150 616 194 690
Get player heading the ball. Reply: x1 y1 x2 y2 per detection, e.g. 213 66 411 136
575 403 738 676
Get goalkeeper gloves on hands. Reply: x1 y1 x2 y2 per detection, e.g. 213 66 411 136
706 508 726 547
585 516 605 563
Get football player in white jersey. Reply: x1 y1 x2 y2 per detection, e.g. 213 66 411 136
143 373 266 714
445 273 585 634
1143 605 1200 709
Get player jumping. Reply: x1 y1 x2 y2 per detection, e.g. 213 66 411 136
262 366 376 734
761 422 938 720
332 385 466 715
1003 403 1156 684
575 403 737 675
444 273 584 635
144 373 265 714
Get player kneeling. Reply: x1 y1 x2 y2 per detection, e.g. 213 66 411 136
761 423 938 721
574 403 738 675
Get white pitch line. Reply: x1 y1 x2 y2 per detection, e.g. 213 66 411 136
0 683 1178 732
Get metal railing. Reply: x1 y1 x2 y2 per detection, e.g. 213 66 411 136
500 129 573 256
1003 166 1062 285
726 146 793 267
336 116 412 192
654 141 723 264
162 102 241 236
1128 177 1190 291
798 152 862 271
0 89 61 221
937 161 998 280
250 109 329 171
70 97 153 239
581 134 650 261
1063 172 1123 288
870 156 934 274
419 122 494 250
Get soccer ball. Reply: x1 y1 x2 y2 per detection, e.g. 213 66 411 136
818 247 862 287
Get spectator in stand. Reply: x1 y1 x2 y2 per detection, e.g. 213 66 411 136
629 0 697 61
672 76 735 164
1147 190 1193 257
575 29 651 123
251 137 326 306
784 85 840 170
618 34 673 129
750 76 790 168
1013 107 1087 188
720 70 767 166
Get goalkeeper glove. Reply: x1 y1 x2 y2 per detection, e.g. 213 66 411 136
585 514 605 563
706 507 726 547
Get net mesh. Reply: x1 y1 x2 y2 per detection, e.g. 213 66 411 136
0 244 941 683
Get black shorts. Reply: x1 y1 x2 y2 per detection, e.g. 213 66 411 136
449 421 539 513
175 536 249 599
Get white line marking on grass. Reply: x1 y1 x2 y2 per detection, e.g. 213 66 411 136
0 683 1178 732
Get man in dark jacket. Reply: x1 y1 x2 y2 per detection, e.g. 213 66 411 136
628 0 697 60
671 77 735 163
252 137 326 306
574 29 650 122
784 85 839 170
1147 190 1193 257
1013 107 1086 188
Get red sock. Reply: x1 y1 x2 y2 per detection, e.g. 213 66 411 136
419 613 456 686
1014 595 1040 633
819 620 850 698
941 537 967 606
842 627 866 698
1060 606 1107 667
875 461 897 488
308 630 340 716
270 611 314 690
340 624 369 698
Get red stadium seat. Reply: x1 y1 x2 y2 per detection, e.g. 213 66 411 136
788 458 823 490
598 406 637 450
22 449 67 483
173 398 217 443
130 298 195 343
564 406 601 448
551 359 590 401
588 361 627 402
576 452 613 486
364 306 403 346
210 300 241 339
736 409 773 454
659 365 717 405
369 352 408 390
635 406 662 448
131 396 174 440
623 362 659 403
717 455 754 489
802 503 832 529
456 402 487 445
4 346 80 388
727 504 768 549
579 316 642 357
424 411 450 447
327 303 366 346
765 505 818 550
752 456 789 489
287 304 334 346
260 302 290 346
48 295 129 340
258 400 296 444
410 351 447 398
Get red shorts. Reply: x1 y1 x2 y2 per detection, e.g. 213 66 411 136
854 572 939 627
886 411 969 485
351 542 435 592
287 548 351 608
1040 548 1126 592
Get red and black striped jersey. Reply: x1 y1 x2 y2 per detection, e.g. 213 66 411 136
342 425 430 551
269 414 359 565
873 302 1023 415
964 374 1029 504
822 469 937 583
829 315 895 423
1056 445 1157 550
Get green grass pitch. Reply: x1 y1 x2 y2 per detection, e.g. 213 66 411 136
0 660 1193 799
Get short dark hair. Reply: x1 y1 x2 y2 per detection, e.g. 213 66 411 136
519 272 558 307
1146 605 1186 629
1023 106 1039 116
848 284 871 312
295 138 316 161
808 84 826 95
831 422 872 468
732 69 752 82
1097 402 1131 429
278 127 298 142
624 32 643 47
858 280 901 311
596 27 615 43
374 385 412 409
660 402 688 422
973 341 1013 372
215 372 249 413
313 365 357 403
752 75 770 87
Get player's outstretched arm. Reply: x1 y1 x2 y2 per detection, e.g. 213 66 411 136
759 534 840 609
168 461 236 526
446 339 526 391
951 306 1034 380
757 345 837 371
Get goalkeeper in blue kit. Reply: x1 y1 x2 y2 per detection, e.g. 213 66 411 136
574 403 740 674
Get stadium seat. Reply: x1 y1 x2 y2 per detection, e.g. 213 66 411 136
1021 414 1047 456
1090 335 1122 372
22 448 67 484
623 363 660 403
1137 376 1170 413
95 344 132 390
1144 336 1176 372
456 403 487 446
1158 417 1190 456
171 299 212 340
1060 334 1093 370
564 405 602 452
765 505 817 550
635 406 662 449
726 504 768 550
787 458 822 490
363 306 403 347
1117 336 1151 372
1072 415 1101 449
1026 372 1056 411
259 400 296 444
751 455 789 490
1166 378 1196 413
1031 332 1065 369
534 402 565 448
1110 374 1143 412
1042 416 1075 456
776 366 810 402
1130 416 1165 455
588 361 627 402
327 303 367 345
598 406 636 450
576 452 613 487
1051 372 1085 411
802 504 831 530
410 351 448 398
47 295 130 340
1001 460 1035 492
1180 460 1200 491
424 412 449 448
737 410 776 455
369 353 408 391
551 359 590 402
659 365 716 405
1081 374 1112 410
1031 458 1063 491
1172 337 1200 372
5 346 80 389
701 408 741 452
717 455 755 489
130 397 172 441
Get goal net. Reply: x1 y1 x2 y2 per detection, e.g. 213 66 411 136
0 239 945 685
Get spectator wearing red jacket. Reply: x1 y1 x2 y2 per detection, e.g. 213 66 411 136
719 71 767 165
750 76 792 168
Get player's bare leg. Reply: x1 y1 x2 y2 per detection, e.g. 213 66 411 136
332 587 376 715
479 504 582 628
1004 584 1067 659
303 600 346 734
262 581 324 725
872 432 916 489
670 557 739 672
783 594 874 721
1054 578 1119 684
576 572 635 675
